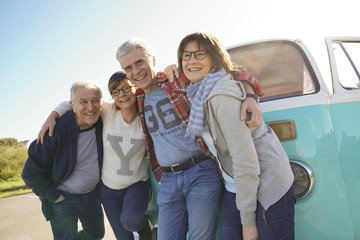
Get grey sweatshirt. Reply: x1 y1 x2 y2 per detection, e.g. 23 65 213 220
204 77 294 226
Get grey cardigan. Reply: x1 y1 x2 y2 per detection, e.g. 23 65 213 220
204 77 294 226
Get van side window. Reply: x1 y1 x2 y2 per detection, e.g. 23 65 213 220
229 41 318 102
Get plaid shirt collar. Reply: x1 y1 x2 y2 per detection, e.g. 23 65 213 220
137 72 191 126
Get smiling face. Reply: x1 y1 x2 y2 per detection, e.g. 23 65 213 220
70 86 101 130
182 41 213 83
111 80 136 110
119 48 157 93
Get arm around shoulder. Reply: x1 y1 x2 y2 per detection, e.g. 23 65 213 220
233 67 263 96
37 101 71 144
232 69 263 127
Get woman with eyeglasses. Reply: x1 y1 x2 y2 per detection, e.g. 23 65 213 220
38 71 152 240
166 32 295 240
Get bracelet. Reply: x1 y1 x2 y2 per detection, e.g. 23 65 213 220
246 93 260 103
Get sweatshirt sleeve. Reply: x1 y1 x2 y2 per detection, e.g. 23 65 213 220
100 100 112 120
21 136 62 202
209 94 260 226
54 101 72 117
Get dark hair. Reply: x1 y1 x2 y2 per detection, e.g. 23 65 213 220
177 32 235 74
108 71 131 94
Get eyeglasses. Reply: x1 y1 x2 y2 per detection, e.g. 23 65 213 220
111 85 133 96
180 50 207 61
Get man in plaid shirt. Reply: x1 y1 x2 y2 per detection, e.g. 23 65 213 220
116 38 263 240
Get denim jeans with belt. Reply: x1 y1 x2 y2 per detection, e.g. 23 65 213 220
221 187 295 240
99 180 150 240
157 158 222 240
50 189 105 240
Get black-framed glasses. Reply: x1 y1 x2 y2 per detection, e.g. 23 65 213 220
180 50 207 61
111 85 133 96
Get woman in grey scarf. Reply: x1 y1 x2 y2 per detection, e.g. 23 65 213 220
167 32 295 240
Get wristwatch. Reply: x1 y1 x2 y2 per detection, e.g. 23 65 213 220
246 93 260 103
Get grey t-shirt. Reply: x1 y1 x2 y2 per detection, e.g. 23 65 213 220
144 85 202 167
58 127 100 194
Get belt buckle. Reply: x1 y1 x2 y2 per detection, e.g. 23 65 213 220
170 163 183 173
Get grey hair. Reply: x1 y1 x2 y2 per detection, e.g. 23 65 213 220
116 38 154 63
70 81 102 102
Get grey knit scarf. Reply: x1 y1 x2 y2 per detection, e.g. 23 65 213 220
186 68 231 137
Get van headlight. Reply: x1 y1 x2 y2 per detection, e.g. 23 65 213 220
290 160 315 200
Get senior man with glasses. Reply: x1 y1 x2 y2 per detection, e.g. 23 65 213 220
116 37 263 240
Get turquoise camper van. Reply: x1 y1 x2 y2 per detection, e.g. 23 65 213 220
146 37 360 240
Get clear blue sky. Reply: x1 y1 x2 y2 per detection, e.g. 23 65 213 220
1 0 359 142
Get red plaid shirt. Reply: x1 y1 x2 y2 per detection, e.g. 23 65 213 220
136 67 263 182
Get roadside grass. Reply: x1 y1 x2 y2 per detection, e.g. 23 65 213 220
0 176 31 198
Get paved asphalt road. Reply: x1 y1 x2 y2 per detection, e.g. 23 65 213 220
0 192 138 240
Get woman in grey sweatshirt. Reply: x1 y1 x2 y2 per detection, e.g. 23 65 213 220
170 32 295 240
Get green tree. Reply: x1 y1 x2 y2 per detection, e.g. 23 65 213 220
0 138 19 147
0 138 28 179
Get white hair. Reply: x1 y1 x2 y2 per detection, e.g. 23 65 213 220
70 81 102 102
116 38 154 63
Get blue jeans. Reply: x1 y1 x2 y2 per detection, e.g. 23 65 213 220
221 187 295 240
157 158 222 240
100 180 150 240
50 189 105 240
